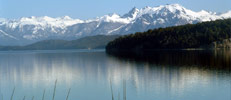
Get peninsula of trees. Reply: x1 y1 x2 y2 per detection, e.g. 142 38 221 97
106 19 231 53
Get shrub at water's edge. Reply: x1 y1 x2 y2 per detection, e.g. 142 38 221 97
106 19 231 53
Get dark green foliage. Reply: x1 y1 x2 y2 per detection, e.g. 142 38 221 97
0 35 120 50
106 19 231 52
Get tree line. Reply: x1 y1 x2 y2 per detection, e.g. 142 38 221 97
106 19 231 53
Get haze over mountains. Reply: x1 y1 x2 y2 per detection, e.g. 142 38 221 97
0 4 231 45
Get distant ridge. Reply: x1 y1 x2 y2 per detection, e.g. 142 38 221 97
0 35 120 50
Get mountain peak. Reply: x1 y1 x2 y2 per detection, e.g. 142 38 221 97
122 7 139 18
220 10 231 18
41 16 54 21
61 16 72 20
199 10 209 13
130 7 139 12
161 4 186 12
166 3 182 7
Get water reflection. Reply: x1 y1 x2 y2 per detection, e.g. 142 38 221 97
108 49 231 70
0 50 230 100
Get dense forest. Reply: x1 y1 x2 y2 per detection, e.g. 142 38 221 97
0 35 120 50
106 19 231 53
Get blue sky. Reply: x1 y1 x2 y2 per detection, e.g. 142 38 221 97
0 0 230 19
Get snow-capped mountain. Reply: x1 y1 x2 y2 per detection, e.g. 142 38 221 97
0 4 230 45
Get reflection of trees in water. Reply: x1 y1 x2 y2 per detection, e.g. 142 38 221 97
107 50 231 70
107 52 231 96
107 50 231 95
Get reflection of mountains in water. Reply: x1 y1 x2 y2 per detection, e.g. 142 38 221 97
107 50 231 70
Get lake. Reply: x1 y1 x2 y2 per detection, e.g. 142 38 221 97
0 49 230 100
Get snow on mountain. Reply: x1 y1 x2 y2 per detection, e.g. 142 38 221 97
122 7 139 20
220 11 231 18
0 4 230 45
98 13 131 23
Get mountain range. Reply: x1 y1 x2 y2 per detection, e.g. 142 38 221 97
0 4 230 45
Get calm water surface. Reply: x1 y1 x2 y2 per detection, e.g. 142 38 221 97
0 49 230 100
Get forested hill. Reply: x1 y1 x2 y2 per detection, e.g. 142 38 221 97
106 19 231 53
